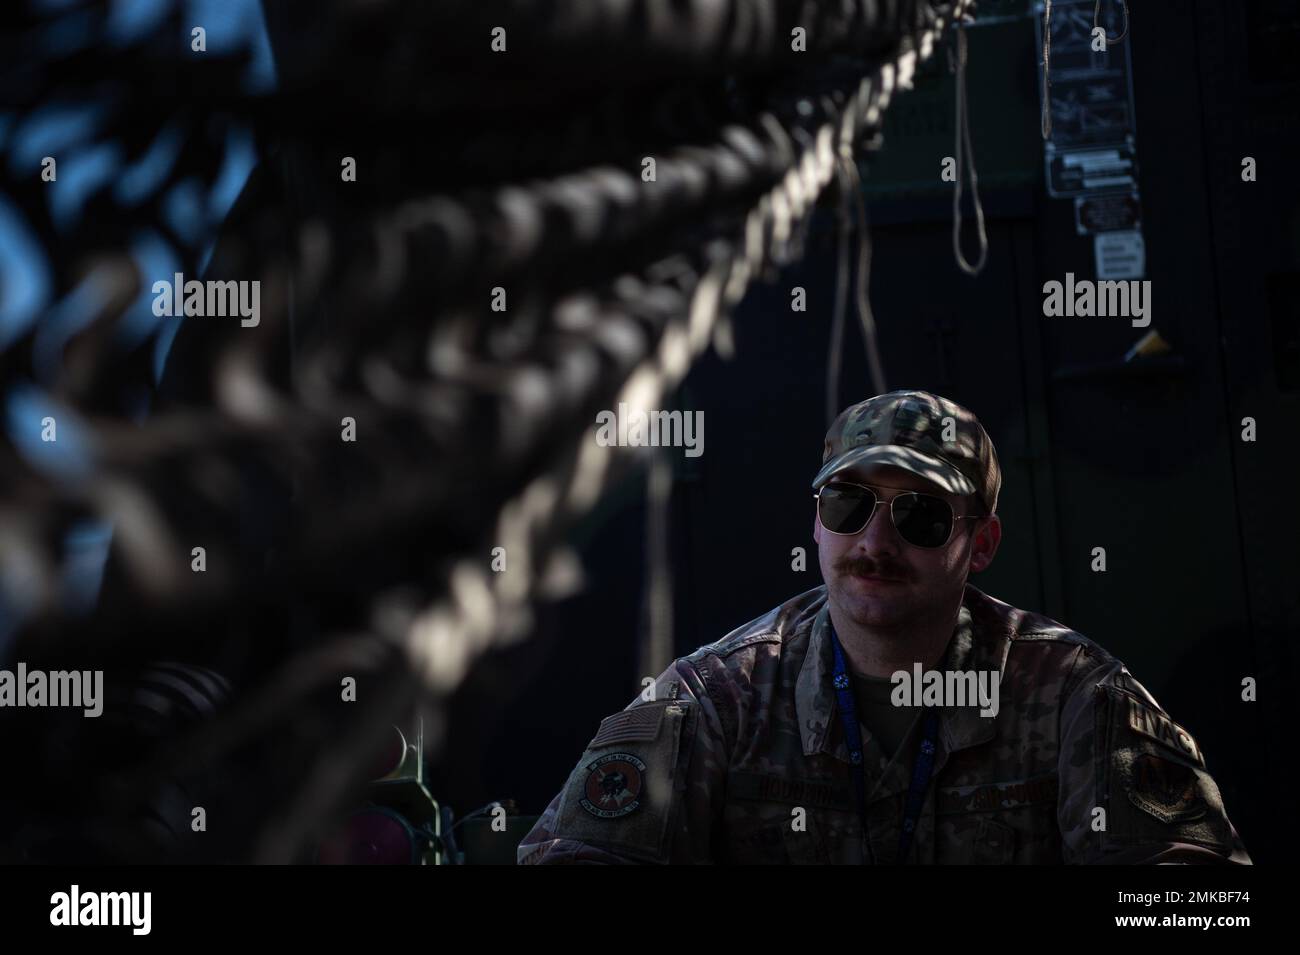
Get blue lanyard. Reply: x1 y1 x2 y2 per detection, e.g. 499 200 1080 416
829 626 940 864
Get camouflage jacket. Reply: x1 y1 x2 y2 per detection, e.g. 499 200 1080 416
517 585 1251 864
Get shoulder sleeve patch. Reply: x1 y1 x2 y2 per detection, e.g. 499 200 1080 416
1097 686 1231 854
551 700 694 862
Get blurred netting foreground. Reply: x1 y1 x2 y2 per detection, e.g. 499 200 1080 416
0 0 973 862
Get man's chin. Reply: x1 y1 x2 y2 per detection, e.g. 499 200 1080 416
832 586 915 630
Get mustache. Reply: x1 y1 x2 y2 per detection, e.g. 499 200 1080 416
835 554 910 581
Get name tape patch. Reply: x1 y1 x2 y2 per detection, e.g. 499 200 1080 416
938 774 1060 815
727 772 853 811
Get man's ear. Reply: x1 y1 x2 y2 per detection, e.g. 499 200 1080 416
968 514 1002 573
812 510 821 544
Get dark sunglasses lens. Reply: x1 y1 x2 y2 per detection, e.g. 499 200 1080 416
819 484 876 534
891 493 954 548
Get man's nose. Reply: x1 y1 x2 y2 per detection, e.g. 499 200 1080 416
855 498 901 553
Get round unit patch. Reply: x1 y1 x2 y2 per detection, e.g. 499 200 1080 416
579 753 646 819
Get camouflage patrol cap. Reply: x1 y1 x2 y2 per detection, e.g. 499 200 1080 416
811 390 1001 514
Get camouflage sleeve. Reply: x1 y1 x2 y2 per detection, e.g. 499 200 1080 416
1057 645 1251 865
516 653 732 864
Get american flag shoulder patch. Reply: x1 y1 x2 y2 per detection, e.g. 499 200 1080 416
589 702 671 748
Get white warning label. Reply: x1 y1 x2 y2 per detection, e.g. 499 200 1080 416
1094 230 1145 280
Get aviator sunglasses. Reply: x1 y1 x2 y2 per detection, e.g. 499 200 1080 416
814 480 982 549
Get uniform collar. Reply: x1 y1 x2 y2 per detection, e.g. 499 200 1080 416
796 585 1011 761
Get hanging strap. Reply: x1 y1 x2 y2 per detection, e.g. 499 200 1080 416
1095 0 1130 44
951 18 987 276
1041 0 1053 140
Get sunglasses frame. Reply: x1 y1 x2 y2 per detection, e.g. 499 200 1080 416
813 480 984 548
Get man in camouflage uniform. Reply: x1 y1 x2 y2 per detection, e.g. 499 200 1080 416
517 390 1251 864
